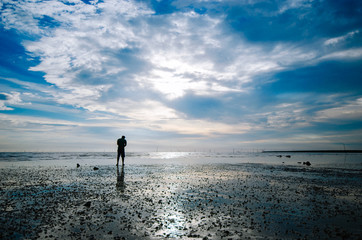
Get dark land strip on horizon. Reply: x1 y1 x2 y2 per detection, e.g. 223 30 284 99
262 150 362 153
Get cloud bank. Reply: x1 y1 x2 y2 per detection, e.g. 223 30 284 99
1 0 362 151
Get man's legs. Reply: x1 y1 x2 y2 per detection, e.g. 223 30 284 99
121 151 125 165
117 149 121 166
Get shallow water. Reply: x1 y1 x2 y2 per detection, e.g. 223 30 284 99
0 151 361 169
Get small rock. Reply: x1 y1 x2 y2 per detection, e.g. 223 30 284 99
93 167 99 170
77 163 80 168
84 201 91 208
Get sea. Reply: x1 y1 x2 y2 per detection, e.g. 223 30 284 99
0 151 361 169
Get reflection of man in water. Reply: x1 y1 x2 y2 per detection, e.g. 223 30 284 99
117 135 127 166
116 165 126 193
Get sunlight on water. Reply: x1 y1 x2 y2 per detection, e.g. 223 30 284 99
0 152 361 169
154 170 187 238
150 152 191 159
157 210 186 238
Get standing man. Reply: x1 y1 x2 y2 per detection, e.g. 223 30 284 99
117 135 127 166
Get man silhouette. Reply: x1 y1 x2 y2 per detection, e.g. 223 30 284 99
117 136 127 166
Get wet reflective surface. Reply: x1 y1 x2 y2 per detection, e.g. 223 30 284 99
1 151 361 169
1 162 361 239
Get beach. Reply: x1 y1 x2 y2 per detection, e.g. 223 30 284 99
0 152 361 239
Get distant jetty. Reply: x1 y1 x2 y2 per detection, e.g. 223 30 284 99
262 150 362 153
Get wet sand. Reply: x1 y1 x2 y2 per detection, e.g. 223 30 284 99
1 162 361 239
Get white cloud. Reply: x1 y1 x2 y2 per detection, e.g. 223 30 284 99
265 110 309 128
0 91 26 110
0 103 13 111
281 0 313 12
315 98 362 121
319 48 362 61
157 118 252 136
12 0 320 105
0 0 326 134
0 113 77 127
324 30 360 46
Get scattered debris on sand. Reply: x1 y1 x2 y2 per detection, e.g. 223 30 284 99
0 164 361 239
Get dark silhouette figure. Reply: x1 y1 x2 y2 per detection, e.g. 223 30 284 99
117 135 127 166
116 164 126 193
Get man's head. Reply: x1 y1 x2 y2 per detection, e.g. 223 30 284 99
122 136 125 139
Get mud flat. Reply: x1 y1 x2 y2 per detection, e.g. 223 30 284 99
1 162 361 239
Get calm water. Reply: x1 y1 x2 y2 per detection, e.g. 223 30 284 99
0 151 361 169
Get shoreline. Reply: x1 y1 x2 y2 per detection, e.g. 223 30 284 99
1 151 362 170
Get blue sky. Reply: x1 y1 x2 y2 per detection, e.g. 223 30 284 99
1 0 362 152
